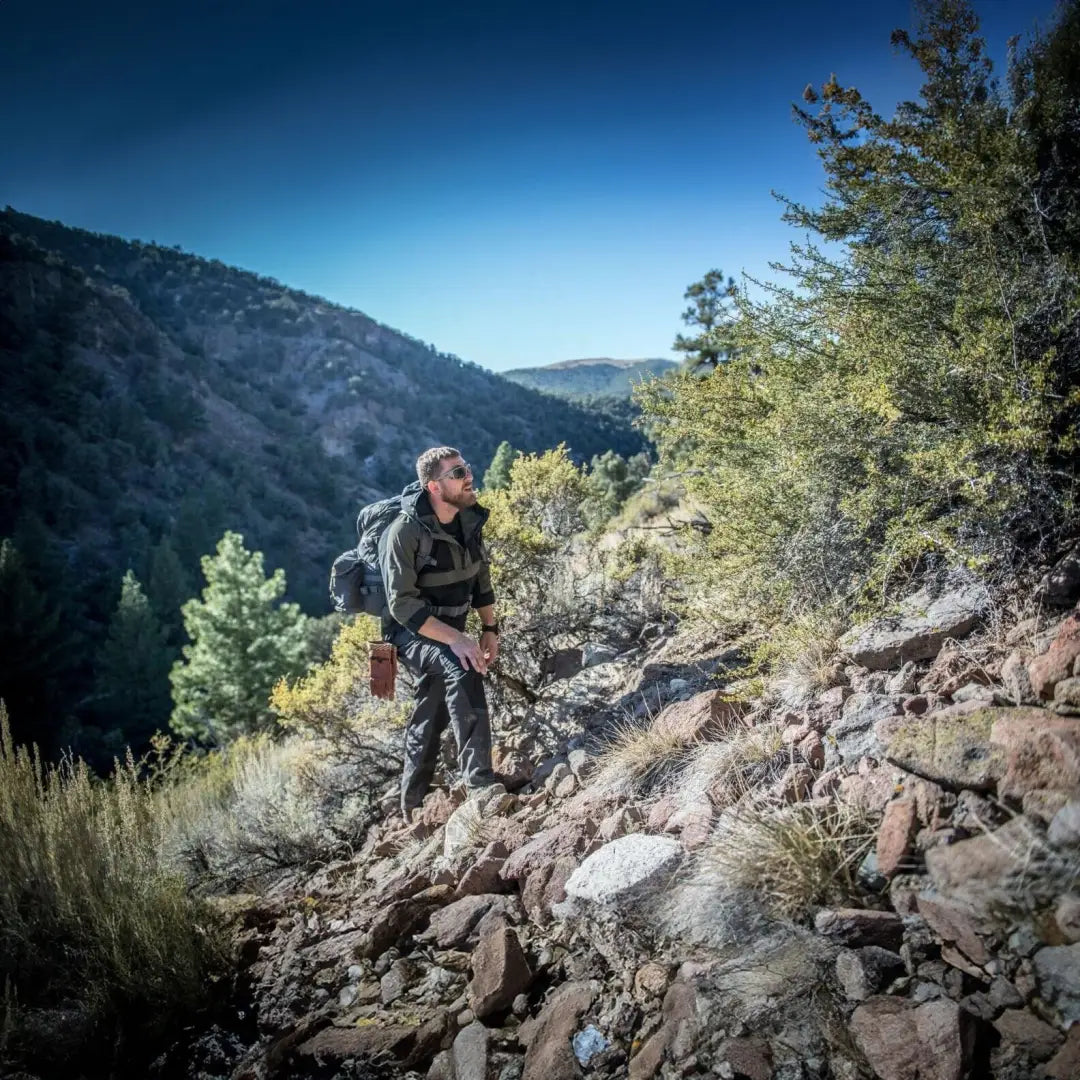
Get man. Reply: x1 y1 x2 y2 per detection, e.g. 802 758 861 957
380 446 503 819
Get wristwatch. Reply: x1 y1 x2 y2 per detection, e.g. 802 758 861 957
481 622 500 635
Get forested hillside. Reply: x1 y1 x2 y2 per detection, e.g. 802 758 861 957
502 356 676 398
0 211 648 761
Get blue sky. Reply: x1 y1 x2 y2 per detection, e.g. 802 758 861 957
2 0 1057 371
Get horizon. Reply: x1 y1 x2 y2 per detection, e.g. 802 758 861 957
2 0 1057 371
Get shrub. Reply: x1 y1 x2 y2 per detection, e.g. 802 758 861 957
678 720 786 809
0 707 228 1064
590 717 703 799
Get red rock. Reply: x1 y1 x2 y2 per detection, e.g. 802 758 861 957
798 731 825 769
782 721 813 745
993 1009 1064 1061
455 841 510 898
925 818 1034 893
427 894 512 949
647 795 678 832
468 926 532 1019
718 1036 772 1080
521 855 578 927
652 690 742 742
1046 1024 1080 1079
500 821 596 882
772 763 815 803
520 981 596 1080
991 710 1080 800
493 747 533 790
849 996 974 1080
629 979 700 1080
1029 613 1080 699
877 798 918 878
418 788 460 827
917 892 991 965
838 768 897 813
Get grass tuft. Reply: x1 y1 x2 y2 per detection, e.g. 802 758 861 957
700 799 876 919
590 716 703 798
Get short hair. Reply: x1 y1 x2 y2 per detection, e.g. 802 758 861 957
416 446 461 486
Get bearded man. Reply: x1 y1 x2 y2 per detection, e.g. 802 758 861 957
380 446 503 819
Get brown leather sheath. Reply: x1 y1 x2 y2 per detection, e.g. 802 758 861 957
369 642 398 700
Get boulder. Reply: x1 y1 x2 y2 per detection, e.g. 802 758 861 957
1046 1025 1080 1079
501 821 596 882
839 582 988 671
885 702 1004 791
563 834 684 909
992 1009 1064 1062
451 1021 490 1080
924 817 1036 895
1040 546 1080 605
629 978 701 1080
836 946 906 1001
468 925 532 1019
454 840 510 898
427 894 519 950
849 996 974 1080
917 891 992 965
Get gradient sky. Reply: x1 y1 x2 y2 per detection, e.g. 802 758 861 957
2 0 1058 371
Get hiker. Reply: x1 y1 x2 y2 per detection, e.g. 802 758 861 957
380 446 503 819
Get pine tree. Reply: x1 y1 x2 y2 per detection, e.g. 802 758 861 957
146 535 192 644
94 570 174 749
673 268 737 370
482 441 518 492
169 531 309 744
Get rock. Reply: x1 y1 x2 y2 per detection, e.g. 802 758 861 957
1002 649 1039 706
1029 613 1080 700
427 1050 453 1080
357 895 444 959
885 701 1003 791
1040 547 1080 605
295 1021 426 1065
1033 943 1080 1027
666 800 714 848
646 795 677 831
1023 788 1069 823
633 962 672 1001
917 892 992 965
1049 799 1080 847
567 746 593 780
991 710 1080 800
826 693 902 767
651 689 742 742
771 762 815 802
924 817 1036 893
798 730 825 769
717 1036 773 1080
814 908 904 950
596 806 637 842
380 957 419 1004
848 996 974 1080
877 799 918 878
583 642 620 667
522 855 578 927
1056 676 1080 713
501 821 596 882
428 894 518 950
1046 1025 1080 1079
469 925 532 1019
545 762 573 792
493 747 533 790
839 582 988 671
520 981 597 1080
838 768 897 813
629 979 700 1080
812 768 843 798
563 834 684 908
836 946 906 1001
451 1021 489 1080
455 841 510 898
992 1009 1064 1061
541 647 584 682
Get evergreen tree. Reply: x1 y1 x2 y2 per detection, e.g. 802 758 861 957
93 570 174 750
170 531 309 744
673 268 737 370
482 441 518 492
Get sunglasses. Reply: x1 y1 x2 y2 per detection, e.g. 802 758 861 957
434 462 472 482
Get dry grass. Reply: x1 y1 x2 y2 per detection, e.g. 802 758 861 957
701 800 876 920
677 720 787 809
0 707 228 1053
763 609 847 708
590 716 704 799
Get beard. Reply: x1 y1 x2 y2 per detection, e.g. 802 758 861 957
441 486 478 510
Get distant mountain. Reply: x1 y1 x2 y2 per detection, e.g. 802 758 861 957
501 356 677 399
0 208 648 758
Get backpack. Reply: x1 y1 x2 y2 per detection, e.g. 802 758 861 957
329 483 433 616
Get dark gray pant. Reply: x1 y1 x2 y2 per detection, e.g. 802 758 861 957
388 626 496 814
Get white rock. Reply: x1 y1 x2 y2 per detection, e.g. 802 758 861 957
564 834 683 907
452 1020 489 1080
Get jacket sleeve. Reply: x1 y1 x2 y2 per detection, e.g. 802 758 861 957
472 547 495 610
380 519 431 632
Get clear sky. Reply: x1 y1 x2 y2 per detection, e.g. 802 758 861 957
1 0 1057 371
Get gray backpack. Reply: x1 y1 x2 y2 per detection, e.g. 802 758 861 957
329 482 433 616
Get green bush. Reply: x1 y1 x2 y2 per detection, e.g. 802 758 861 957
639 0 1080 634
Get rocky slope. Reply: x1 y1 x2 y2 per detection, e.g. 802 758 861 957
157 558 1080 1080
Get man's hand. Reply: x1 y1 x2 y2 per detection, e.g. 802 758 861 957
450 632 488 674
479 630 500 665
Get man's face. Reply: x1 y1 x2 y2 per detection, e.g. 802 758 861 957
431 456 476 509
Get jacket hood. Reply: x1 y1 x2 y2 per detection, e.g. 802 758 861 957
399 480 489 539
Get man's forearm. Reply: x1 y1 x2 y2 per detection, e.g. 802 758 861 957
416 616 468 645
475 604 496 629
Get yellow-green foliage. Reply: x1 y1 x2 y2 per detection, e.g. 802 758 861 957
270 614 406 739
0 707 228 1038
637 4 1080 635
